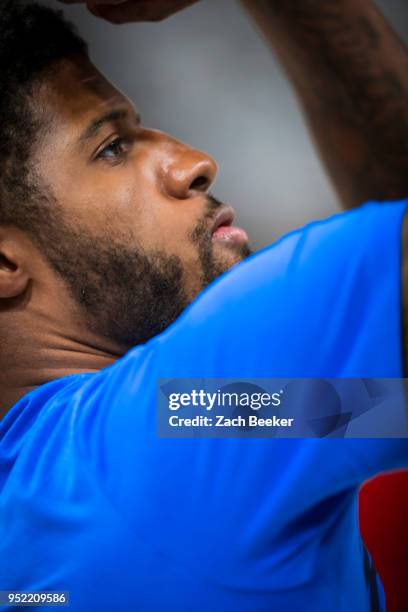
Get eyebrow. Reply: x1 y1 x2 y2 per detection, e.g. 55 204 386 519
78 108 141 145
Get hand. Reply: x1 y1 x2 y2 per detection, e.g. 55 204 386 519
58 0 201 24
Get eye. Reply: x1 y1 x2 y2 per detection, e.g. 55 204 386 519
97 136 130 162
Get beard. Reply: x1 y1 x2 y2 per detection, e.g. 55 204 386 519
41 195 251 350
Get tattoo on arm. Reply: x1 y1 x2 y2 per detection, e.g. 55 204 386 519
245 0 408 207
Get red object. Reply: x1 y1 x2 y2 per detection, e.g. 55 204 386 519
359 471 408 612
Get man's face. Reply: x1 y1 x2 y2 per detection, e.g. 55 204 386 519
31 55 250 349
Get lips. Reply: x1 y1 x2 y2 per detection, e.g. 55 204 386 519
211 205 249 245
211 205 235 234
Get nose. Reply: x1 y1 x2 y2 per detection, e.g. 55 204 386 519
162 141 218 200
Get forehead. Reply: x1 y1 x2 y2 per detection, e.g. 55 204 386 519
37 55 134 134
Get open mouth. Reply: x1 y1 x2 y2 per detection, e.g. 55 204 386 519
211 205 249 245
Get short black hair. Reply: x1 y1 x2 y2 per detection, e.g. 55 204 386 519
0 0 88 239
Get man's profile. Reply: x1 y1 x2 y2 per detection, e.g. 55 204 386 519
1 1 408 610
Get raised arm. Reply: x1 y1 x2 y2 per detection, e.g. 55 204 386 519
240 0 408 209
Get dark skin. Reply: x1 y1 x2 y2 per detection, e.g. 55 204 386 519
241 0 408 207
1 0 408 416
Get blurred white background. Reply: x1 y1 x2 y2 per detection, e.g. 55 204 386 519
45 0 408 248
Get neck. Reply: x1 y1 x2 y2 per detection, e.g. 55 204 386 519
0 350 117 419
0 316 121 419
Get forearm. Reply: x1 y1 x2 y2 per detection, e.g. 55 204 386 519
241 0 408 208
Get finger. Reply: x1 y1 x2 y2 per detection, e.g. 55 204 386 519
58 0 126 4
92 0 199 24
86 0 129 17
90 2 145 23
88 0 128 4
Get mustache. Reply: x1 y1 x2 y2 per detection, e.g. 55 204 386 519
188 193 225 244
205 193 224 213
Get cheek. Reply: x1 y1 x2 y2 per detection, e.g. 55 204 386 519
56 169 154 238
49 160 203 253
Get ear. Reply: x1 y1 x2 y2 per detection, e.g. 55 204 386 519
0 232 30 299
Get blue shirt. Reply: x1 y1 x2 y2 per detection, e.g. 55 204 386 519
1 201 408 611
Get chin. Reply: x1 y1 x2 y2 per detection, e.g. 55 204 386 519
215 240 252 269
203 248 248 289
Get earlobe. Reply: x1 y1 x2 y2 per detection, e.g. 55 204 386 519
0 246 30 300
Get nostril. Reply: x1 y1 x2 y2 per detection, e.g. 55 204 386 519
189 175 209 192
